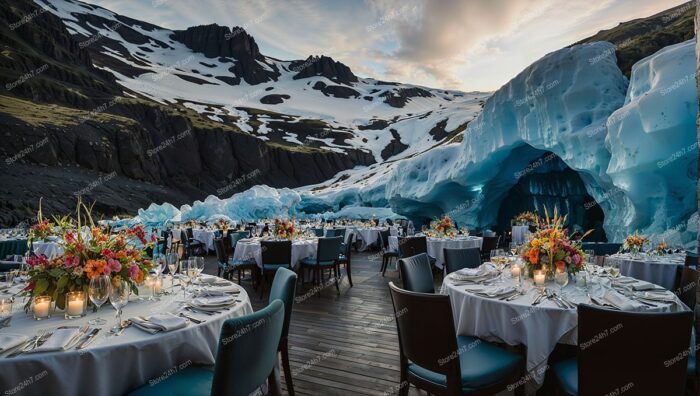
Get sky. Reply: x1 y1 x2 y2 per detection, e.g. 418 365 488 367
90 0 689 92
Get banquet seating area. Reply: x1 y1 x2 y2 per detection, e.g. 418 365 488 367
0 214 699 395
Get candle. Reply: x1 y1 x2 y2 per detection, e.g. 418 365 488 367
65 292 85 318
534 270 546 287
33 296 51 319
154 277 162 295
510 266 521 278
0 299 11 316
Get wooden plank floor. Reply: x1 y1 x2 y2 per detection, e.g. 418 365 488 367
206 251 425 395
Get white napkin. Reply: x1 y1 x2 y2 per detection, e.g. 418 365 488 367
198 286 240 296
195 276 232 287
453 264 498 280
631 281 662 291
0 334 29 352
639 291 676 303
602 290 644 311
464 285 515 297
131 313 188 334
192 295 236 308
27 329 81 353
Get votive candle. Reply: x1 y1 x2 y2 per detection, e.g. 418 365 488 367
33 296 51 320
534 270 546 287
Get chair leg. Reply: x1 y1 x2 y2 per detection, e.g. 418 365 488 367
382 257 389 277
280 338 294 396
346 261 353 287
259 271 266 300
334 265 340 293
237 269 241 285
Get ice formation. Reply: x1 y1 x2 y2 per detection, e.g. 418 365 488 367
132 40 698 247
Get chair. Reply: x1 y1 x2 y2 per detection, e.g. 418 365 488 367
480 236 499 261
398 253 434 294
259 241 292 299
299 237 343 296
268 268 298 395
388 282 522 395
227 231 257 286
181 229 205 259
380 229 399 276
337 233 354 287
553 304 693 396
398 236 438 273
311 228 324 237
214 238 258 287
675 267 700 312
443 247 481 275
127 299 285 396
686 252 698 268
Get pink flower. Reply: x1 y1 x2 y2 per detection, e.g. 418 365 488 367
108 258 121 273
128 264 140 280
572 254 581 265
101 249 115 259
64 255 80 268
102 266 111 276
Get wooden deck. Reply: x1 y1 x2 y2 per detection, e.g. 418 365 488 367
207 251 421 395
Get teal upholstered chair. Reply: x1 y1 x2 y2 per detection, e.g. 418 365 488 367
300 236 343 295
388 282 522 394
553 304 693 396
127 299 285 396
398 253 434 294
259 240 292 299
443 247 481 275
336 233 354 287
268 268 298 395
311 228 324 237
227 231 257 286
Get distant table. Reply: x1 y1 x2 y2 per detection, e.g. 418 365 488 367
33 241 64 259
171 229 216 252
605 253 686 290
0 239 28 259
511 225 529 245
233 238 318 270
389 236 483 269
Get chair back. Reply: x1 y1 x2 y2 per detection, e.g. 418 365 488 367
186 227 194 240
213 238 228 264
311 228 324 237
481 236 499 255
398 236 428 258
229 231 249 253
334 228 347 238
675 266 700 310
443 247 481 274
214 230 223 239
388 282 462 392
577 304 693 395
260 240 292 267
180 230 189 247
398 253 434 293
211 300 285 396
686 252 698 267
317 237 343 262
379 229 390 251
268 268 298 339
343 234 355 260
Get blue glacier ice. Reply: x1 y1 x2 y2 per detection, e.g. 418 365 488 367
131 40 698 247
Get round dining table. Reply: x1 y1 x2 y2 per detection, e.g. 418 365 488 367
604 253 686 290
0 276 253 396
388 235 483 269
32 241 64 259
232 237 318 270
440 267 687 394
171 229 216 252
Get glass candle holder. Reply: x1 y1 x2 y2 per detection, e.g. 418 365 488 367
65 291 87 319
510 265 522 285
0 298 13 328
32 295 52 320
533 270 546 288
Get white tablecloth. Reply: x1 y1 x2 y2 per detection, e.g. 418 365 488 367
348 227 383 251
0 278 253 396
388 236 483 269
172 229 216 252
33 241 64 259
441 270 685 392
232 238 318 269
511 225 530 245
605 254 685 290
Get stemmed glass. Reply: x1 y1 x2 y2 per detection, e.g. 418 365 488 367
88 275 111 325
166 252 179 289
509 243 518 256
187 260 199 289
152 254 164 276
194 256 205 278
554 267 569 296
109 280 130 335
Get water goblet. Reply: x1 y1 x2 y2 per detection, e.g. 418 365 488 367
109 280 130 335
554 268 569 296
88 275 110 325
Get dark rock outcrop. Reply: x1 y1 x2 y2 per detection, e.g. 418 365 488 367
291 55 358 85
380 87 433 108
380 129 409 160
260 94 290 104
311 81 360 99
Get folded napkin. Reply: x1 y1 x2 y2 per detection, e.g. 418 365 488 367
452 265 498 281
195 276 233 287
131 313 188 334
464 285 515 297
639 291 676 303
631 281 663 291
27 329 81 353
0 334 29 352
198 286 240 296
602 290 644 311
192 295 236 308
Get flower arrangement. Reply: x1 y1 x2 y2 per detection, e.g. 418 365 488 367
273 219 296 239
513 211 539 225
215 218 230 231
653 241 668 256
433 215 454 235
521 207 591 277
623 232 649 255
23 201 155 310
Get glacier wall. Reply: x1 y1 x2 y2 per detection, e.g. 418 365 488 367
132 40 698 247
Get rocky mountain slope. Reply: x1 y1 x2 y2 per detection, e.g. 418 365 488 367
0 0 488 224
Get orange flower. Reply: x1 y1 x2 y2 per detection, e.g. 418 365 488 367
528 248 540 265
85 259 107 279
115 251 127 260
134 270 144 284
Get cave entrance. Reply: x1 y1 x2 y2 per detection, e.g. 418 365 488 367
495 151 607 241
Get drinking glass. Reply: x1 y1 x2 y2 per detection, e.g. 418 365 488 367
194 256 205 277
167 252 179 288
554 268 569 296
509 243 518 256
187 261 199 289
152 254 164 276
109 280 130 334
88 275 110 325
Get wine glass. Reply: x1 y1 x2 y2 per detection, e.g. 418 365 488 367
152 254 164 276
187 260 199 286
194 256 205 278
554 267 569 296
88 275 111 325
109 280 130 335
167 252 179 288
509 242 518 256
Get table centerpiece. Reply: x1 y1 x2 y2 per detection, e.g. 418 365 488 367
622 232 649 257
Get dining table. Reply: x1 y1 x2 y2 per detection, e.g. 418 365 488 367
440 264 687 394
604 253 686 290
232 237 318 270
0 275 252 396
511 225 530 245
171 228 216 252
388 235 483 269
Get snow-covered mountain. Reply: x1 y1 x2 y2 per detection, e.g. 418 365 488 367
37 0 489 163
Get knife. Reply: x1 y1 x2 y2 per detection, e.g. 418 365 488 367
76 329 100 350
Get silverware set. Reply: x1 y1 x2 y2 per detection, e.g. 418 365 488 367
4 324 100 357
